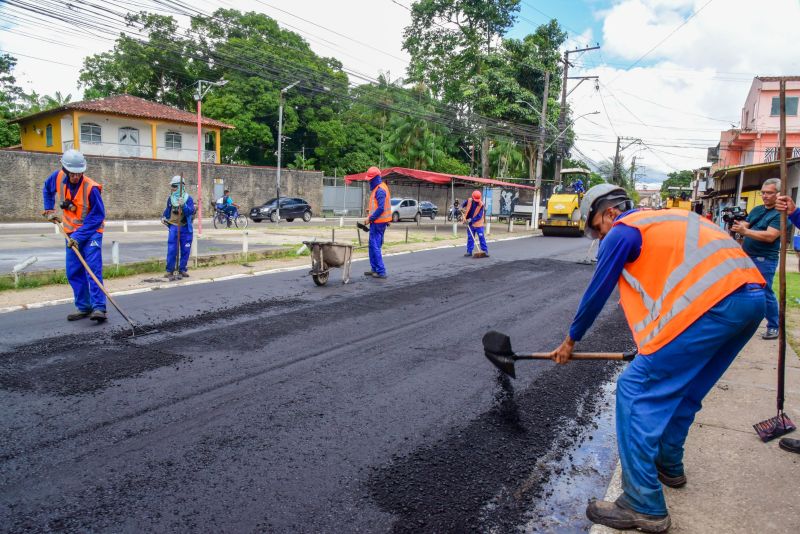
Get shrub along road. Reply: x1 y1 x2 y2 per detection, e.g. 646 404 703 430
0 236 632 532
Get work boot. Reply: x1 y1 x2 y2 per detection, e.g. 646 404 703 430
464 253 472 257
372 272 387 279
89 310 107 323
364 271 377 277
657 465 687 488
586 499 671 533
179 271 189 278
482 252 490 258
779 437 800 454
67 310 91 321
762 328 779 340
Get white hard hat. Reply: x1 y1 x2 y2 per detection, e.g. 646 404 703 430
170 175 184 186
580 183 631 239
61 149 87 173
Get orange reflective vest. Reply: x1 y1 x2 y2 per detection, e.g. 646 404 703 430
56 171 105 235
464 198 485 227
615 209 764 355
368 182 392 223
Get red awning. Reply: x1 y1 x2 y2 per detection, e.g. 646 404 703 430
344 167 536 190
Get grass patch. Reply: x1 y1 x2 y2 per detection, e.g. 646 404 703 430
0 246 310 293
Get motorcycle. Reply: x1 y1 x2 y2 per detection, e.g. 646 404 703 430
446 206 463 222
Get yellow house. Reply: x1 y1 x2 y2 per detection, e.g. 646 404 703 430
10 94 234 163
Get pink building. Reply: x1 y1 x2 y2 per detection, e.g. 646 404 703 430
710 77 800 172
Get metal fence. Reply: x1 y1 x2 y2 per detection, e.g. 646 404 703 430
322 183 364 216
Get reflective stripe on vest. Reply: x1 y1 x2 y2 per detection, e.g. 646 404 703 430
57 171 105 234
369 182 392 223
464 198 485 227
615 209 764 355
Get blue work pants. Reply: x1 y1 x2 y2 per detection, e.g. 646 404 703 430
615 286 765 516
751 256 778 329
368 222 388 276
66 231 106 312
167 225 193 273
467 225 487 254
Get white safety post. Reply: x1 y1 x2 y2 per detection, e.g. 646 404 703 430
339 216 344 228
111 241 120 274
452 223 457 236
123 220 128 233
508 218 514 233
12 256 38 288
242 231 249 258
487 221 491 235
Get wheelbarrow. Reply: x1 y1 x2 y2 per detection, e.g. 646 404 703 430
302 240 354 286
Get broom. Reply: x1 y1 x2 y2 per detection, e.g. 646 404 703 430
753 82 796 442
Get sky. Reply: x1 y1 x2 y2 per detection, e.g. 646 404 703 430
2 0 799 186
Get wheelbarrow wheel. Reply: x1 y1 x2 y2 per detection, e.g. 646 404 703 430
312 271 330 286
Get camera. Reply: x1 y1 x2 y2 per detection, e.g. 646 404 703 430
721 206 747 239
59 199 76 212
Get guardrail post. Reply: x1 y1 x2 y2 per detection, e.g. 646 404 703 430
242 231 249 259
452 223 457 236
405 227 409 243
123 220 128 233
112 241 120 274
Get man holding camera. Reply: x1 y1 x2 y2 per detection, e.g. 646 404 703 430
731 178 783 340
42 149 107 322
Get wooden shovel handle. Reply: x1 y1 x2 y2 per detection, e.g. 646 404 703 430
524 351 636 361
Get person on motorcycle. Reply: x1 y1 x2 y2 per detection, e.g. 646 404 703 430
218 189 239 227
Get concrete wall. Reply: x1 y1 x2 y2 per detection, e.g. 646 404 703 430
0 149 323 222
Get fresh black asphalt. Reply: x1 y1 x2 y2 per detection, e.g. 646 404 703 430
0 236 633 532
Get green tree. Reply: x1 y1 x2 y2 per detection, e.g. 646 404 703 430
660 169 693 199
79 13 197 108
0 53 23 147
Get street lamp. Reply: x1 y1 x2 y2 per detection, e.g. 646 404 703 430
276 80 301 222
194 78 227 236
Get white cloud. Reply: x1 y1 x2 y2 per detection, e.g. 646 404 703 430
567 0 800 181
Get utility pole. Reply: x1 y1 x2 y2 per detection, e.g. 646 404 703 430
630 156 636 189
555 44 600 185
481 137 490 179
612 136 642 186
531 72 550 230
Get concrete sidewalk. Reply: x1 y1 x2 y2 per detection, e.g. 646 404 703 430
591 329 800 533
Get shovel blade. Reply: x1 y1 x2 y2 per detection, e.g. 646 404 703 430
754 412 796 442
482 330 516 379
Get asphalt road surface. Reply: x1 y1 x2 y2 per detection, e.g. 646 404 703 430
0 236 633 533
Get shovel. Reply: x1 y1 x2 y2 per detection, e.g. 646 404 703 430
52 219 155 337
482 330 637 379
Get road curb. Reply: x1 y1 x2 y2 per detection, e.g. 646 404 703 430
0 235 535 314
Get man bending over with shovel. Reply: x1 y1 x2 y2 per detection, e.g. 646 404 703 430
548 184 766 532
42 149 107 323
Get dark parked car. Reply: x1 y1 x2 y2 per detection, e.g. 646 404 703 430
419 201 438 219
250 197 312 223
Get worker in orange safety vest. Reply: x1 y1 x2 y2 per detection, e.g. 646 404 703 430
548 184 766 532
363 166 391 278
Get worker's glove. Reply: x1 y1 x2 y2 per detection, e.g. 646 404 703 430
66 237 78 249
42 210 60 222
161 217 169 227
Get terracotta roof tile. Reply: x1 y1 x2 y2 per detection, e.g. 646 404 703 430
11 94 234 129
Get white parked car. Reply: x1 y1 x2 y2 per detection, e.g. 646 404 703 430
389 198 421 222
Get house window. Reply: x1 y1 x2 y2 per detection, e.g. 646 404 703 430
770 97 799 116
165 131 182 150
45 124 53 147
793 147 800 159
764 147 778 162
80 122 102 144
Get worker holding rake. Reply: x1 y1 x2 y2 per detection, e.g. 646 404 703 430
42 149 107 323
549 184 766 532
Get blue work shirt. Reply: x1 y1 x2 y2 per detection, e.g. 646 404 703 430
163 196 196 234
42 170 106 243
368 176 388 223
742 205 781 261
569 209 642 342
789 208 800 228
461 199 485 225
